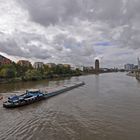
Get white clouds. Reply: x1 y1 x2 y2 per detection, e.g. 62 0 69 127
0 0 29 34
0 0 140 67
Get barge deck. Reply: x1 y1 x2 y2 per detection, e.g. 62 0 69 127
3 81 85 108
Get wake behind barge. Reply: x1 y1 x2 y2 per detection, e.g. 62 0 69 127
3 81 85 108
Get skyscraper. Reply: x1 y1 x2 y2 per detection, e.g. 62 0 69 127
95 59 100 73
124 64 134 71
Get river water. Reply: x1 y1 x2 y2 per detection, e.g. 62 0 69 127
0 73 140 140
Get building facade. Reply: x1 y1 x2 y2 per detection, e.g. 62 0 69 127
138 58 140 69
33 62 44 69
63 64 71 68
83 66 94 71
17 60 32 67
95 59 100 73
46 63 56 68
72 65 84 71
0 55 12 66
124 64 135 71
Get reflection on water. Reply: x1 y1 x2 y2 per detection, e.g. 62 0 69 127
1 73 140 140
0 77 72 93
95 75 100 94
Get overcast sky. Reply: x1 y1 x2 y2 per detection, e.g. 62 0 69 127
0 0 140 68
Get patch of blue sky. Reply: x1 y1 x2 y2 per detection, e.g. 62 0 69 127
94 41 112 47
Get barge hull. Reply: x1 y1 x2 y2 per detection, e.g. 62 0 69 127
3 82 85 108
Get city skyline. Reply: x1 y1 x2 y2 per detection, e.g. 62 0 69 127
0 0 140 68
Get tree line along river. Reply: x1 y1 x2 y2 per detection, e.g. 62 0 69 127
0 72 140 140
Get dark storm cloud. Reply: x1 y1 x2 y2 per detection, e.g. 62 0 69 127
20 0 140 26
19 0 125 26
18 0 140 50
19 0 83 26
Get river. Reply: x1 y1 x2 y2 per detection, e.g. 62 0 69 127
0 73 140 140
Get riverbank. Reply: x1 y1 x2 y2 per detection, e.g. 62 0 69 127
0 70 123 84
126 72 136 77
0 73 82 84
0 77 22 84
0 71 120 84
126 71 140 82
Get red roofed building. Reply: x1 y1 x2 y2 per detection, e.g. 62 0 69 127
17 60 32 67
0 55 12 66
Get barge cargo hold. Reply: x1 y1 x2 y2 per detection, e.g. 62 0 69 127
3 81 85 108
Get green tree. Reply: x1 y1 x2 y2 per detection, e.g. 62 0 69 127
14 63 33 78
24 69 42 80
0 67 16 78
0 68 7 78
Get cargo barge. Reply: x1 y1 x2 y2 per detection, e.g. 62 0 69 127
3 81 85 108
